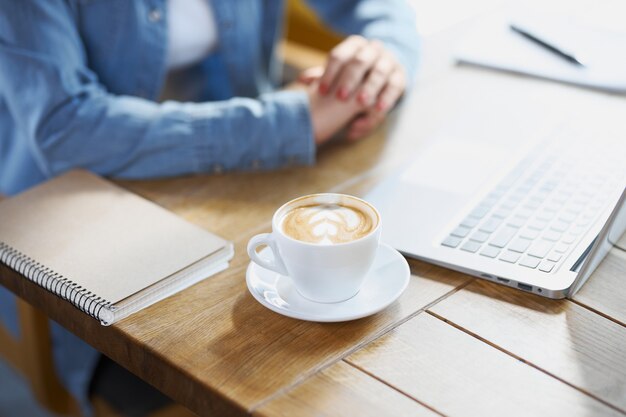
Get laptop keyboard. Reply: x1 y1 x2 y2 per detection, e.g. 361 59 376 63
440 136 624 273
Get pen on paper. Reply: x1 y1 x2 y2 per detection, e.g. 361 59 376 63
510 24 586 67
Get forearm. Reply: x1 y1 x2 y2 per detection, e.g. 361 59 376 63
0 45 315 179
32 90 315 179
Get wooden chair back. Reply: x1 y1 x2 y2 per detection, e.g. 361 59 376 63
286 0 342 51
0 297 79 415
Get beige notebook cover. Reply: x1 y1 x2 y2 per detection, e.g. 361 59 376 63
0 170 233 325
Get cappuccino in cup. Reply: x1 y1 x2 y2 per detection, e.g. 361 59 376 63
279 202 376 245
247 194 381 303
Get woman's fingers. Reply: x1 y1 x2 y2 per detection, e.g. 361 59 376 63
298 66 324 85
310 36 408 143
376 67 406 111
319 36 407 111
318 35 367 95
334 40 383 101
356 51 396 106
346 110 386 141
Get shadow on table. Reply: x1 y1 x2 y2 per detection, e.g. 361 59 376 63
198 287 391 407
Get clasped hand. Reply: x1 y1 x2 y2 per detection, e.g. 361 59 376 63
298 35 407 145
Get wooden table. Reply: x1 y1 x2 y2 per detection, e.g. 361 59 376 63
2 3 625 416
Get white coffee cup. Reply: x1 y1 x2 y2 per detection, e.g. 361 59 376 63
247 193 381 303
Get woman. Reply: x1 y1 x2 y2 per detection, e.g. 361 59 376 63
0 0 418 414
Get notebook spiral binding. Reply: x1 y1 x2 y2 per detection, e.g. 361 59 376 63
0 241 112 323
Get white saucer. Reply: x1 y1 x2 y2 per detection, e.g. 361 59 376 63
246 243 410 322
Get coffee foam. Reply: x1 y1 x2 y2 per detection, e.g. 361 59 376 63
280 203 374 244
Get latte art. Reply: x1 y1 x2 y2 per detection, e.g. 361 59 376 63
281 203 374 244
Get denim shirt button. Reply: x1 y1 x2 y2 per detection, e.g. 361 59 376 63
148 9 162 22
212 164 223 174
286 155 298 166
251 159 261 170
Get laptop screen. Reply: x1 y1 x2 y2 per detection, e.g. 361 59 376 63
568 187 626 296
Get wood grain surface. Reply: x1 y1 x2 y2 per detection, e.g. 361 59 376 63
430 279 626 412
346 313 623 417
253 361 437 417
0 249 470 416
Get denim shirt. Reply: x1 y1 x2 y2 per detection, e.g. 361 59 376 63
0 0 418 413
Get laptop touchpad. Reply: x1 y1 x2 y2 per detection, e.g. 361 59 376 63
399 138 513 195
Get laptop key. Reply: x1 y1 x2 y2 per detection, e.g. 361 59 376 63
519 255 541 269
489 226 518 248
559 212 577 223
441 235 462 248
516 208 534 219
493 208 513 219
528 219 549 231
565 203 585 214
481 196 500 208
501 199 517 210
470 205 490 219
451 226 471 238
508 237 532 253
524 200 541 210
550 220 570 233
527 240 553 258
479 217 502 233
480 245 500 258
542 230 562 242
562 234 578 244
546 251 562 262
499 250 521 263
469 231 490 243
543 203 561 213
460 217 479 228
507 216 526 228
554 243 569 253
461 240 481 253
487 190 505 200
536 211 555 222
538 260 556 272
519 228 540 240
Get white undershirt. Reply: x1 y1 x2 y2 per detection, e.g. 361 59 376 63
166 0 218 71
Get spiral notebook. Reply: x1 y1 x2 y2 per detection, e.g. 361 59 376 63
0 170 234 325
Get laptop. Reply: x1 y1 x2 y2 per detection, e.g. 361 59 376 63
365 122 626 299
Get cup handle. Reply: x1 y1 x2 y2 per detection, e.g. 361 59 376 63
247 233 289 276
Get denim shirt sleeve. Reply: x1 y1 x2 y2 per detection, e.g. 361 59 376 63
305 0 420 85
0 1 315 180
